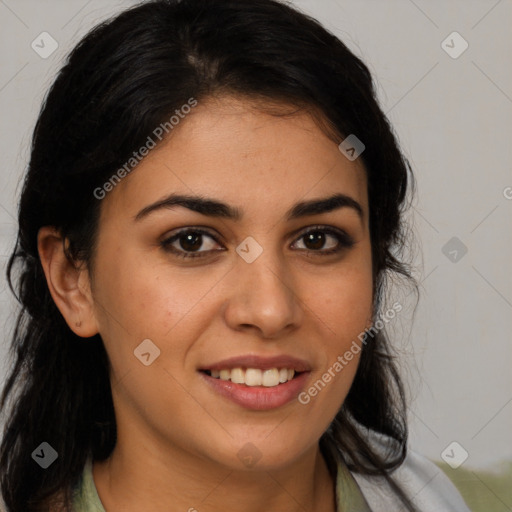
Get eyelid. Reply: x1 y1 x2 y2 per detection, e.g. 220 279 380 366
160 227 222 250
291 224 351 241
290 224 355 251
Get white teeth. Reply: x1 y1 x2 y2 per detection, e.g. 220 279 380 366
262 368 280 387
207 367 298 387
245 368 262 386
230 367 245 384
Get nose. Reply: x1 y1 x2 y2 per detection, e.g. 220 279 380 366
222 249 303 339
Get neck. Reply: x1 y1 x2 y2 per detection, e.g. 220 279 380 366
93 430 336 512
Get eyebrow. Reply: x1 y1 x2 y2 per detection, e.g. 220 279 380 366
134 192 364 223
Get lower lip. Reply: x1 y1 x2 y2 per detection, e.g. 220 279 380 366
200 371 310 410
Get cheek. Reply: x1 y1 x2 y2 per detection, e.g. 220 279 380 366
297 262 373 414
93 248 177 331
91 248 226 366
306 264 373 341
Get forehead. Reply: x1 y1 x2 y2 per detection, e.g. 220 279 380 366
101 95 368 224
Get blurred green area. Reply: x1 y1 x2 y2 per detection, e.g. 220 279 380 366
434 460 512 512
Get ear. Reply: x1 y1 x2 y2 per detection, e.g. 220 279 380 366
37 226 99 338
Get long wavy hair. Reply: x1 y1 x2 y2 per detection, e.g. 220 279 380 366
0 0 417 510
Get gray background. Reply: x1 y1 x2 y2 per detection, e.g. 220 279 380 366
0 0 510 480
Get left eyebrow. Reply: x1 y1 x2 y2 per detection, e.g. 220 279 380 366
134 192 364 223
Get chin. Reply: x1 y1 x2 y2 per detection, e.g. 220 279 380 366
210 434 315 472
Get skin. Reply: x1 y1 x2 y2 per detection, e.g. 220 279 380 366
38 95 374 512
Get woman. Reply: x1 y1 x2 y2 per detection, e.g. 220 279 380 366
0 0 471 511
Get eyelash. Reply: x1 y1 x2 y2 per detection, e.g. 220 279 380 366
160 226 355 260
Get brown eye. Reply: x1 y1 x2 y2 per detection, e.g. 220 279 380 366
178 232 203 252
303 231 327 250
292 226 354 255
161 229 223 259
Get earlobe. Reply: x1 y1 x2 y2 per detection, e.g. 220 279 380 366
37 226 99 338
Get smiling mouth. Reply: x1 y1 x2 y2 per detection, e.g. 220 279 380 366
201 368 302 387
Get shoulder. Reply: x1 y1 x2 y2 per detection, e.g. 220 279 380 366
351 447 471 512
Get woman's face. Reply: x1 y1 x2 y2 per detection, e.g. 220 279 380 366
89 95 373 470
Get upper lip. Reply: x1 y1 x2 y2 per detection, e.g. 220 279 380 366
200 354 312 372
